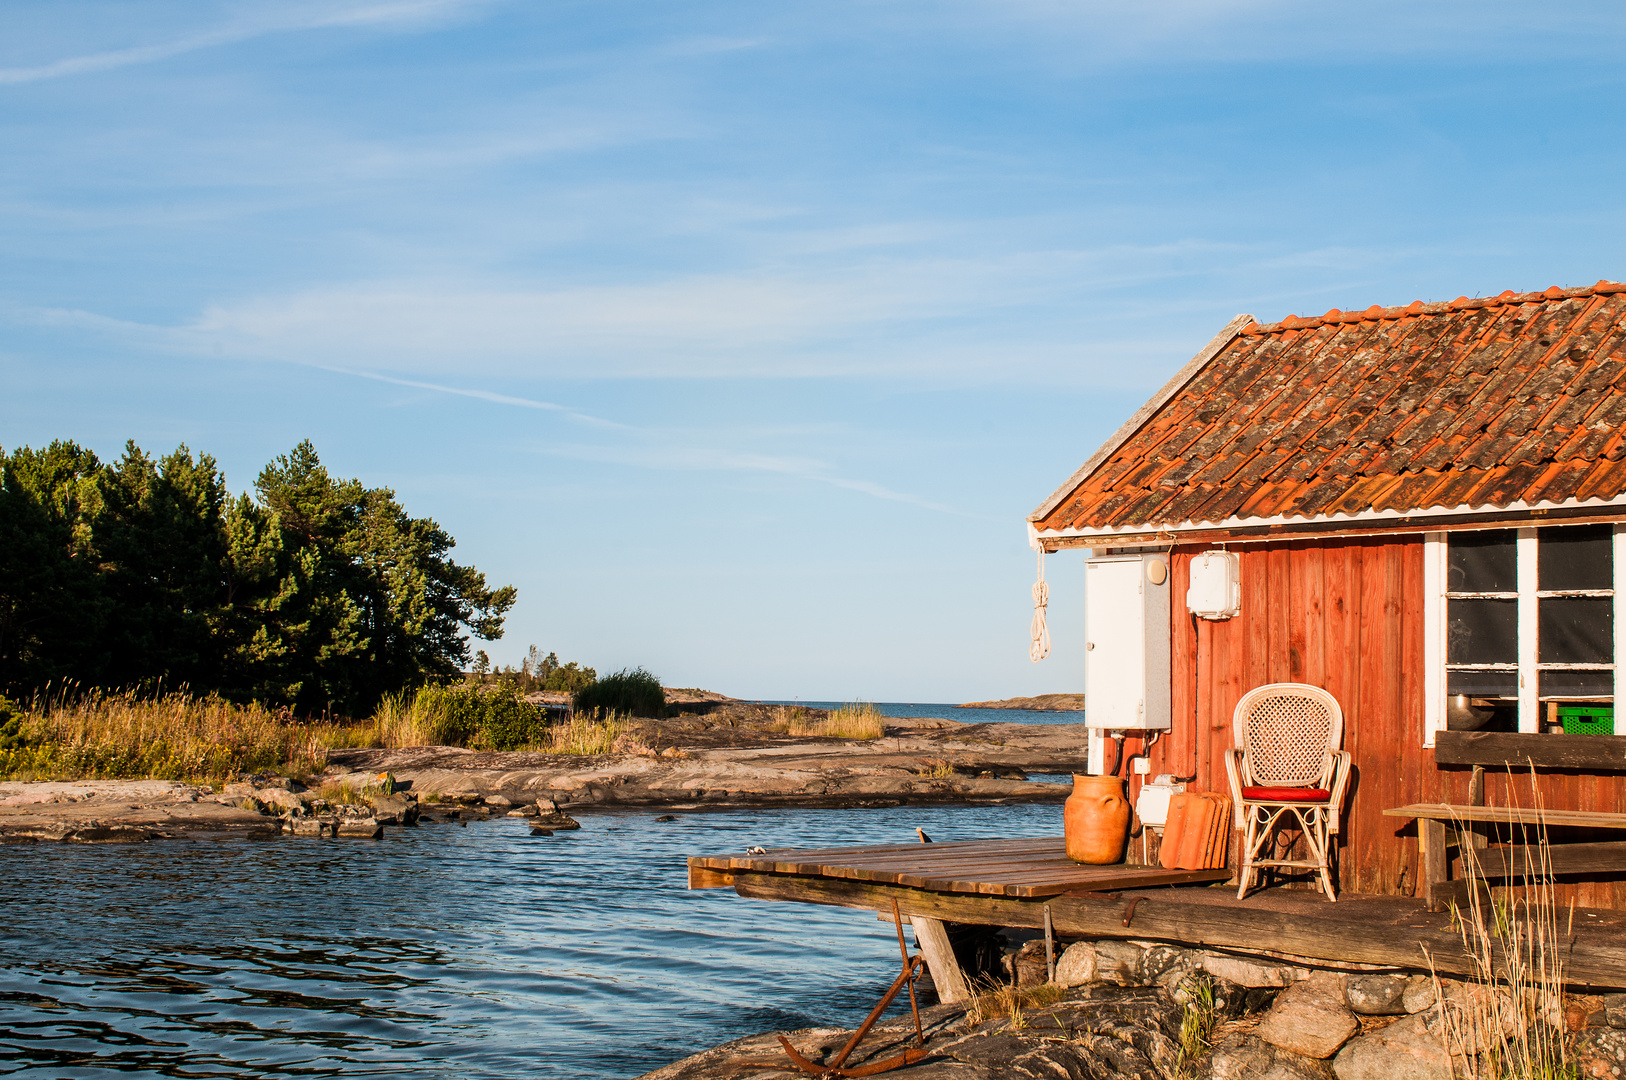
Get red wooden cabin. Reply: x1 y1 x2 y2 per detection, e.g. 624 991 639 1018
1029 282 1626 909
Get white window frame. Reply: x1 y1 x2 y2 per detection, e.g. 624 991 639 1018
1424 524 1624 745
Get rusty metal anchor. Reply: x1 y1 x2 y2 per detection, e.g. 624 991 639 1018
777 900 928 1077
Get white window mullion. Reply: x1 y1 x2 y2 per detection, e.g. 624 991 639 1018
1423 532 1446 747
1615 526 1626 735
1517 527 1539 732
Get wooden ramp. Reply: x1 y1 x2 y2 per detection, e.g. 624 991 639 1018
687 836 1229 897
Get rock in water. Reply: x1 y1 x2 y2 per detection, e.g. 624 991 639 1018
533 799 581 830
336 818 383 839
366 792 419 826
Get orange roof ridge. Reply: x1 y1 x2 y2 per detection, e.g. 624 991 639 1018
1242 280 1626 336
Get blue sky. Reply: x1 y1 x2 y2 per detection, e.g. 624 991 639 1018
4 1 1626 701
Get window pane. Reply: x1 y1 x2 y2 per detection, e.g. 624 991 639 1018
1448 530 1517 593
1538 525 1613 591
1539 597 1613 664
1448 670 1519 698
1448 598 1518 664
1540 670 1613 699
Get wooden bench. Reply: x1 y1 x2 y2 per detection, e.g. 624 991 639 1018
1385 731 1626 910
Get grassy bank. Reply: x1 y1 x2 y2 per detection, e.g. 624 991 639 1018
0 686 629 784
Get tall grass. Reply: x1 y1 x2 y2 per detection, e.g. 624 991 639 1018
763 701 886 740
1175 975 1217 1076
964 978 1065 1026
0 688 348 782
542 712 627 755
1434 772 1572 1080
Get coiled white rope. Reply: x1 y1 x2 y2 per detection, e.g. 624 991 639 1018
1030 547 1050 662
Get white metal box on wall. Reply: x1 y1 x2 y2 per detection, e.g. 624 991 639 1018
1084 553 1172 731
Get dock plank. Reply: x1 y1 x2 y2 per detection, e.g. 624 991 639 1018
691 837 1229 897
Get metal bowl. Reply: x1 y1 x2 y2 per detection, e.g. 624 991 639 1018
1445 694 1495 731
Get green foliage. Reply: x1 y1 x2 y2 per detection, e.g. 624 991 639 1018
532 649 596 692
410 682 547 751
0 696 27 751
1176 975 1217 1067
0 438 516 715
573 667 664 718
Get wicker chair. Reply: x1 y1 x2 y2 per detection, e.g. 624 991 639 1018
1223 683 1351 901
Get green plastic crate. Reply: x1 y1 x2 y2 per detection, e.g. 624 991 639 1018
1558 705 1614 735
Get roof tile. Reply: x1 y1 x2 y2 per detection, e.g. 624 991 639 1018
1033 283 1626 535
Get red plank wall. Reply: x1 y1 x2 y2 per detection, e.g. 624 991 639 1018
1126 534 1626 908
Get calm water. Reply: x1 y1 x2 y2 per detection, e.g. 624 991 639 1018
0 802 1066 1079
764 701 1087 726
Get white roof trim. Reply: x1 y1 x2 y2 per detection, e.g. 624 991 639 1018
1028 313 1256 523
1033 492 1626 541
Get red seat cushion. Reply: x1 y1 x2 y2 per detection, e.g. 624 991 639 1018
1241 786 1331 802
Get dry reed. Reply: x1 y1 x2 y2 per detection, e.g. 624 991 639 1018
1433 770 1574 1080
964 978 1066 1027
542 712 627 755
0 688 349 782
763 701 886 740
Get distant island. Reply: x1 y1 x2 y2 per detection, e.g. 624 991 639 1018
958 693 1085 711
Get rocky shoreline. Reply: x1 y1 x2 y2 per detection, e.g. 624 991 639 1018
0 710 1087 842
640 932 1626 1080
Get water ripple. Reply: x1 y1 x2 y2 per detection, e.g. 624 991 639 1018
1 802 1061 1078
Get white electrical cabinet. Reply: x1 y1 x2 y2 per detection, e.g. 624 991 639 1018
1084 553 1172 731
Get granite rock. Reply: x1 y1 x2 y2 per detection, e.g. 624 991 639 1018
1258 972 1358 1059
1332 1015 1452 1080
1204 953 1300 988
1344 974 1409 1016
1575 1027 1626 1080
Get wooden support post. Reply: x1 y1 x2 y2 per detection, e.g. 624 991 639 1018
1467 766 1488 851
1420 817 1449 912
1043 905 1055 983
909 916 970 1004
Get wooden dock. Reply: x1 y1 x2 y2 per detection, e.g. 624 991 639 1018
687 836 1229 897
688 836 1626 995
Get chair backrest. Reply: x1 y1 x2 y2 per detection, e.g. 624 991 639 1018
1232 683 1343 787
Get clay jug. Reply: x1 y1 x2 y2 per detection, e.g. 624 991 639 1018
1064 774 1130 864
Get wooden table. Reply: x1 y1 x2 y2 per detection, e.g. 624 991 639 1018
1384 803 1626 910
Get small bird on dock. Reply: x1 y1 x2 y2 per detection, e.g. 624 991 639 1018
746 845 767 855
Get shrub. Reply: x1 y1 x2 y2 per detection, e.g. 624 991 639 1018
407 682 546 750
573 667 664 718
0 696 26 751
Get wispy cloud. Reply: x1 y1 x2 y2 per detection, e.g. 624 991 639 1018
320 365 629 429
549 442 967 515
168 245 1230 378
0 0 494 86
319 365 963 512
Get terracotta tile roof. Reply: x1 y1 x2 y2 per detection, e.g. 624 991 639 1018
1032 281 1626 537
